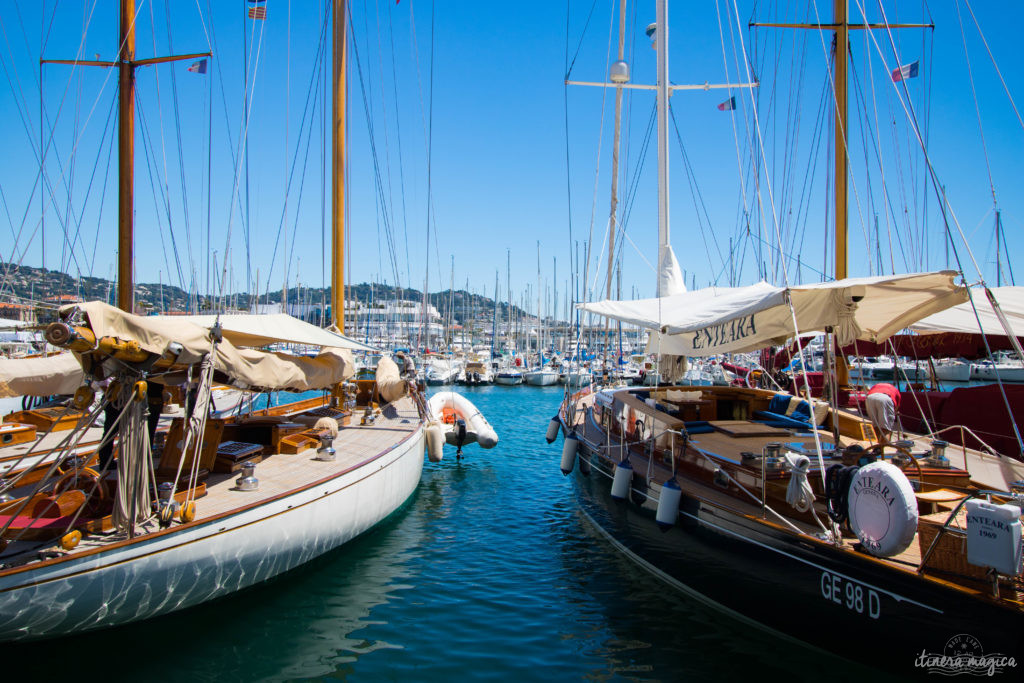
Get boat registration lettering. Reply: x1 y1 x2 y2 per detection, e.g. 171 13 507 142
820 571 880 619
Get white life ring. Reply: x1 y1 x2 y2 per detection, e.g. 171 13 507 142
847 461 919 558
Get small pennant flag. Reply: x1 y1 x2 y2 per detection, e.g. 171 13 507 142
186 59 207 74
891 60 919 82
248 6 266 19
717 96 736 111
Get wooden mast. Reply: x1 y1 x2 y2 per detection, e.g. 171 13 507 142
118 0 136 313
752 8 930 389
833 0 850 386
331 0 348 332
605 0 626 376
41 3 209 315
833 0 848 284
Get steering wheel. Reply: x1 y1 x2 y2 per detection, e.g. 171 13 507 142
52 467 109 515
867 443 923 487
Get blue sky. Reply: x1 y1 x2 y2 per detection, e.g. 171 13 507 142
1 1 1022 318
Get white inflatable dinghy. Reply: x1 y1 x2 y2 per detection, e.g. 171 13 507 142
427 392 498 455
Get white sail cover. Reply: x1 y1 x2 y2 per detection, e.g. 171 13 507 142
658 244 687 297
580 271 967 357
910 286 1024 337
166 313 378 352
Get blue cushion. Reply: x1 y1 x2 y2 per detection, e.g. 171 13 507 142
681 420 715 435
790 400 812 422
752 411 814 430
767 394 792 414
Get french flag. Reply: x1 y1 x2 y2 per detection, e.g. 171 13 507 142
891 60 919 83
186 59 207 75
717 96 736 111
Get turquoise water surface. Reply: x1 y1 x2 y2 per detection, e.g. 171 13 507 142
4 385 896 682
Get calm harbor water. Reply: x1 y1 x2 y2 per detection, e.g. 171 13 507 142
5 385 900 682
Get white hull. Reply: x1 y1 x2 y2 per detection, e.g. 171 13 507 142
0 427 425 641
565 372 592 387
933 361 972 382
524 370 560 386
494 374 523 385
972 362 1024 382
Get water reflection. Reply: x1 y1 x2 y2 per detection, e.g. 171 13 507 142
2 496 426 681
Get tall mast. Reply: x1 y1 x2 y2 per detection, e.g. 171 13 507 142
833 0 848 283
833 0 850 387
117 0 136 312
655 0 670 297
605 0 627 374
331 0 348 332
753 5 929 389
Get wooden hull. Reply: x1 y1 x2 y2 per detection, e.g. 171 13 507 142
0 426 424 642
567 423 1024 678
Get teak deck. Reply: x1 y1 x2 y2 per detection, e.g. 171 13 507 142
178 398 421 520
0 397 421 554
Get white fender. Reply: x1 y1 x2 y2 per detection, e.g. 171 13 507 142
560 435 578 475
425 422 445 463
611 460 633 501
546 416 560 444
427 392 499 449
656 478 682 529
848 461 918 558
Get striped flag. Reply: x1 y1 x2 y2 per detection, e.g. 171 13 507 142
186 59 207 74
891 60 919 82
717 96 736 111
248 6 266 19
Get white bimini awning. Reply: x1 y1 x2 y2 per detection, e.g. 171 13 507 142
578 271 968 357
910 286 1024 338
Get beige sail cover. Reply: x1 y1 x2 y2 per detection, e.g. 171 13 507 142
580 272 968 357
375 356 408 403
169 313 378 352
0 352 85 397
62 302 354 391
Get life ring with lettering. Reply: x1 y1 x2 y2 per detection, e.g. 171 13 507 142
847 461 918 558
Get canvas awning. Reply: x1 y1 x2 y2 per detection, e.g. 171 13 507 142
909 286 1024 337
0 352 84 398
579 272 968 357
165 313 379 352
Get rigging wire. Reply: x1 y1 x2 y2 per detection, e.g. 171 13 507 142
859 0 1024 456
962 0 1024 135
261 10 331 298
347 1 403 290
954 0 998 211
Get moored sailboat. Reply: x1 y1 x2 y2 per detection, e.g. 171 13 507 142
0 0 426 641
556 0 1024 676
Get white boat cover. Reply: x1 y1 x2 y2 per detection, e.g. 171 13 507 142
60 302 355 392
580 272 967 357
163 313 378 352
0 352 85 398
910 286 1024 337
